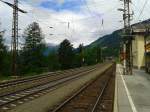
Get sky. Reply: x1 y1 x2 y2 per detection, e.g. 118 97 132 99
0 0 150 47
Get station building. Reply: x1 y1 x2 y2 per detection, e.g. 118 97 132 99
131 23 150 71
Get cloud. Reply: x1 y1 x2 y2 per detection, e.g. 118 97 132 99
57 0 65 5
0 0 150 48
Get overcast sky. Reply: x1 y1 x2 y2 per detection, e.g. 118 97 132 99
0 0 150 47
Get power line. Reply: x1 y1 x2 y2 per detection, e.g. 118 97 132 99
19 0 117 23
2 0 123 44
119 0 133 75
80 0 97 17
0 0 27 76
137 0 149 21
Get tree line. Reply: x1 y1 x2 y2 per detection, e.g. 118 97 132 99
0 22 103 77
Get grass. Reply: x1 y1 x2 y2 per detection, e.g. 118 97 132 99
0 70 48 82
0 75 12 82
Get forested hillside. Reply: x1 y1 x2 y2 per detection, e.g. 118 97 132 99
87 30 121 57
87 19 150 57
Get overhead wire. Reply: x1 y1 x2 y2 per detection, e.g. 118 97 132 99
18 1 84 37
137 0 149 21
17 0 123 40
19 1 68 23
131 0 150 29
78 0 104 33
80 0 94 16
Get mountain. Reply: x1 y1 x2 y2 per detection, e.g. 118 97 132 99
44 19 150 57
88 19 150 57
44 43 58 56
87 30 122 57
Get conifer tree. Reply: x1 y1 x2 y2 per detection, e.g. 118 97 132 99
77 44 84 66
58 39 74 69
21 22 46 73
0 31 7 76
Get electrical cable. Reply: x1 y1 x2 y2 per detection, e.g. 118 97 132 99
131 0 150 30
10 1 123 40
137 0 149 21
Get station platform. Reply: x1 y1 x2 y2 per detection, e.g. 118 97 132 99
114 64 150 112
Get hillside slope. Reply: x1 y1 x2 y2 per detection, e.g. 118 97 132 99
87 30 121 57
88 19 150 57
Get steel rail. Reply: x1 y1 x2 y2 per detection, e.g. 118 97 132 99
0 66 98 109
0 66 88 88
0 66 98 98
51 65 113 112
91 69 113 112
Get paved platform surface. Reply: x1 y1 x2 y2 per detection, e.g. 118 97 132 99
115 64 150 112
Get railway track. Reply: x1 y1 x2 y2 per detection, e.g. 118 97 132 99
50 64 116 112
0 66 93 88
0 64 104 112
0 65 98 97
